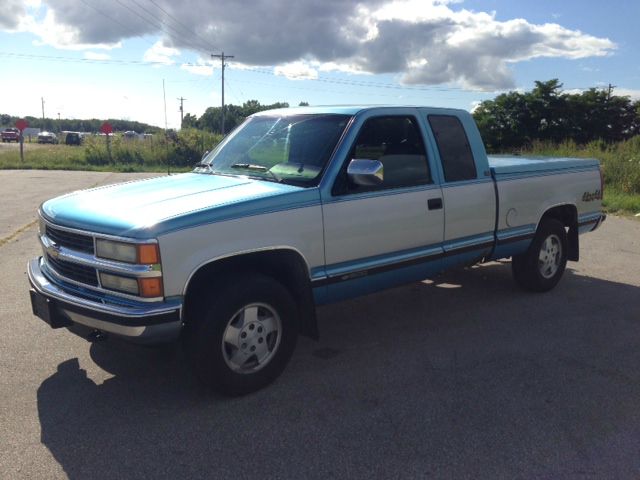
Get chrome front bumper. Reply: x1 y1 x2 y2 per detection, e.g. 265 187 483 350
28 258 182 344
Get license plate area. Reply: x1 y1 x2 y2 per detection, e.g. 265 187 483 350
29 289 71 328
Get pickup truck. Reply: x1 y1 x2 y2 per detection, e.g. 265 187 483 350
28 106 606 395
1 127 20 143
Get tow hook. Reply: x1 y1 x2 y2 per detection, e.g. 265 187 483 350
87 329 107 342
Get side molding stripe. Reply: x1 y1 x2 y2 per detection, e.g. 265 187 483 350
311 228 539 288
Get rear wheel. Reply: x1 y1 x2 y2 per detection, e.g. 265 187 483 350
512 218 568 292
183 273 298 396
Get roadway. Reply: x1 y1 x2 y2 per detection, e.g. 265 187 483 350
1 170 639 479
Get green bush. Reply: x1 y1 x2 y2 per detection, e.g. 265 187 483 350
521 136 640 195
518 136 640 214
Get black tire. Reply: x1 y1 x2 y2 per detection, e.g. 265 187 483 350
183 273 298 396
512 218 568 292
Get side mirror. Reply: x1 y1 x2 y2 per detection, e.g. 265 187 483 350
347 159 384 186
201 150 209 161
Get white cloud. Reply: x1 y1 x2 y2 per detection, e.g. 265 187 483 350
548 87 640 101
274 61 318 80
13 6 120 50
143 41 180 65
0 0 28 30
226 62 256 71
613 88 640 100
84 51 111 61
180 62 213 76
0 0 617 90
315 61 369 75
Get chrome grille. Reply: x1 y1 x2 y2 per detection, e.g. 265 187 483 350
46 254 99 286
45 225 94 254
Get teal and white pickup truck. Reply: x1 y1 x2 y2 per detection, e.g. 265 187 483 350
28 106 605 395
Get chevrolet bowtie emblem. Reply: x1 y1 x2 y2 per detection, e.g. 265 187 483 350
49 242 61 259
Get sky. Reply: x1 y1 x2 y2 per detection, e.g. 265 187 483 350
0 0 639 130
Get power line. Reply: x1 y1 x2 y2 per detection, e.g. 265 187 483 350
80 0 214 55
77 0 157 48
126 0 212 53
1 50 484 94
241 65 490 93
111 0 206 54
145 0 217 52
0 50 604 98
0 51 169 66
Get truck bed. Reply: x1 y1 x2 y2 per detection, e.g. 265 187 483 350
488 155 600 176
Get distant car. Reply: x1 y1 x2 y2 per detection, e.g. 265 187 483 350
1 128 20 143
37 131 58 144
64 132 82 146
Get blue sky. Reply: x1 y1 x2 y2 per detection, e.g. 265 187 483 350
1 0 638 129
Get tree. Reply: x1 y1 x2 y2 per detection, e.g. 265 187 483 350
473 79 640 151
197 101 291 134
182 113 199 129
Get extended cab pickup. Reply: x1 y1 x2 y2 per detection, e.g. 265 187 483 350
28 106 605 394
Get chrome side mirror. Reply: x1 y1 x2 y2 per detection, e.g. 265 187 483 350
201 150 210 161
347 159 384 186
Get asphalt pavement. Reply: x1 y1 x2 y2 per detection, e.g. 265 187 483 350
1 170 639 479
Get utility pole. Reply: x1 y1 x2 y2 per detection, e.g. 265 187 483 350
606 83 616 101
163 79 170 176
211 51 234 135
41 97 45 122
177 97 186 128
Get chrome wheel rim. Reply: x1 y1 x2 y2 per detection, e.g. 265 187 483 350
221 303 282 374
538 234 562 279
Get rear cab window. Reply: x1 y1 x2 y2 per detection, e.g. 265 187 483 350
428 115 477 182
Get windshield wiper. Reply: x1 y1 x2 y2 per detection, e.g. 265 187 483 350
231 163 268 171
230 163 282 183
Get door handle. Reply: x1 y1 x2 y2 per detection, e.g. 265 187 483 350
428 198 443 210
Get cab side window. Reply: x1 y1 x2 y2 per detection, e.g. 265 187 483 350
428 115 477 182
345 116 431 192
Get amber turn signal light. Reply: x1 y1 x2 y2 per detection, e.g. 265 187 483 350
138 277 163 298
138 244 160 264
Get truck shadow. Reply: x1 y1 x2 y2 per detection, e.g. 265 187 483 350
37 262 640 478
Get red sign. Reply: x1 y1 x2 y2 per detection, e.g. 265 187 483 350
100 122 113 135
15 119 28 132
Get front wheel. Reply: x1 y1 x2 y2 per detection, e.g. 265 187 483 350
512 218 568 292
183 273 298 396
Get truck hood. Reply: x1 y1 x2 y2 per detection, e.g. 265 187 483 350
41 172 317 238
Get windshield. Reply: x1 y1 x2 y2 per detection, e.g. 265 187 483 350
196 114 351 186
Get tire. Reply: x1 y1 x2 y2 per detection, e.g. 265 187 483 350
512 218 568 292
183 273 298 396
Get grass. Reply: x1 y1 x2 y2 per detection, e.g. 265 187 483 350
0 145 177 172
0 128 220 173
516 137 640 216
602 188 640 215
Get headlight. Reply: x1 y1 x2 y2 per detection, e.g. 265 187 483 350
96 239 160 264
99 272 164 298
99 272 139 295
